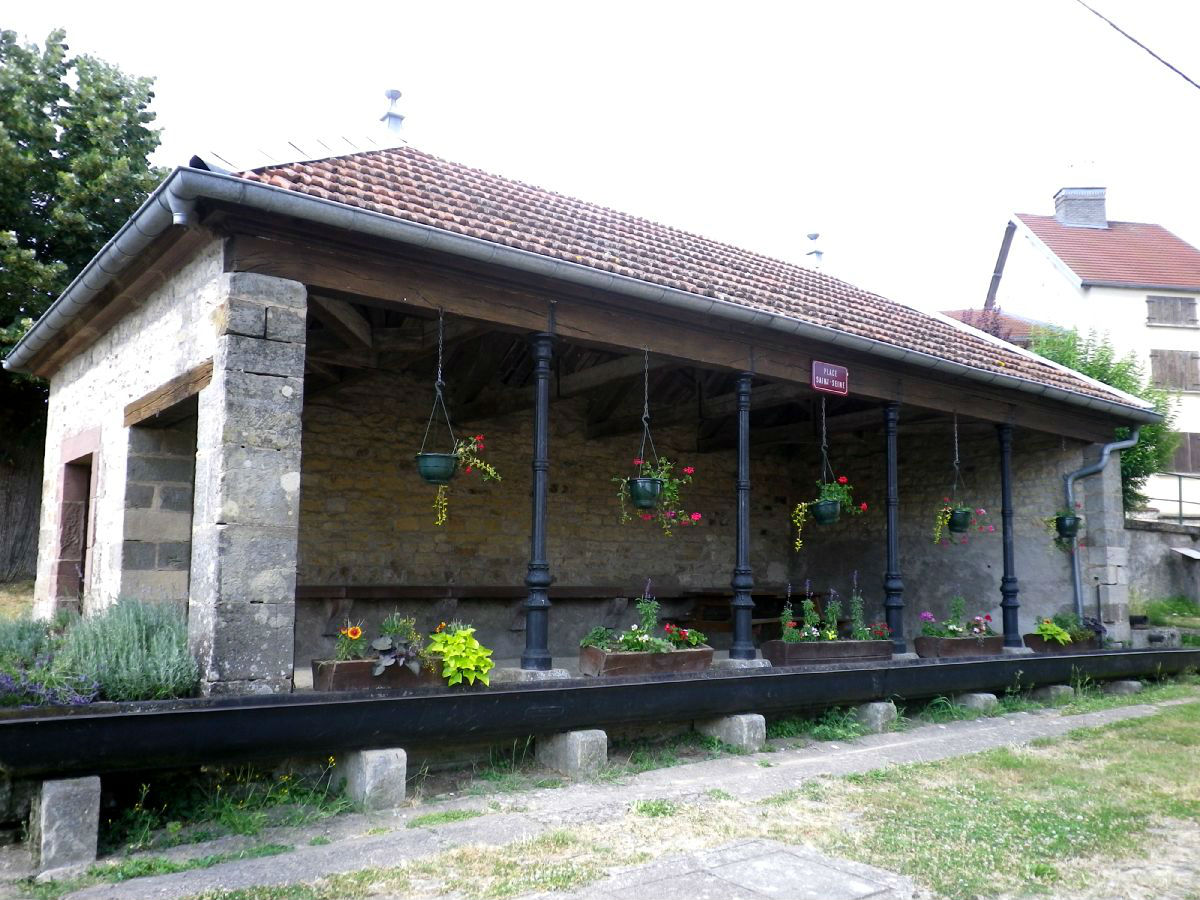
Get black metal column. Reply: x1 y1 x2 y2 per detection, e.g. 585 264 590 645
997 424 1021 648
521 332 555 670
883 403 906 653
729 372 756 660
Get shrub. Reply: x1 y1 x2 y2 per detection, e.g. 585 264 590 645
0 663 97 707
56 599 198 701
0 616 53 667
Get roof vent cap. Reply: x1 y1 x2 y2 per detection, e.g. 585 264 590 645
381 89 405 134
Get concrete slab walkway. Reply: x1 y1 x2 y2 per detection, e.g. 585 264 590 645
7 698 1188 900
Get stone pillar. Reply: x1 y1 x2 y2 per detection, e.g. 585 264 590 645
188 273 307 695
1082 443 1130 644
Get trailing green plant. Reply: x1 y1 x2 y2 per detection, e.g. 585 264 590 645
54 599 197 701
1032 618 1072 646
426 621 494 686
612 456 701 536
433 434 502 526
931 499 995 546
791 475 868 551
334 620 368 661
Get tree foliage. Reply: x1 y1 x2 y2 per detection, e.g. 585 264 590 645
1030 328 1178 509
0 29 162 441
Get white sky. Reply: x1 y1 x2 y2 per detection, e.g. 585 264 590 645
8 0 1200 313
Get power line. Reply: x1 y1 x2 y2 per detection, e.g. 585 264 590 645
1072 0 1200 94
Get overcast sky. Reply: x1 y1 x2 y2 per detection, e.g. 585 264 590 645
8 1 1200 313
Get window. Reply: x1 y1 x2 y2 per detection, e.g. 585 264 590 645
1146 295 1198 326
1149 349 1200 391
1170 433 1200 474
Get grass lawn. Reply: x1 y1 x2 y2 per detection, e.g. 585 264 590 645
173 692 1200 900
0 580 34 619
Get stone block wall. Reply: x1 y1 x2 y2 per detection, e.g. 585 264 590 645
33 241 226 618
1125 519 1200 604
785 423 1090 644
120 419 197 609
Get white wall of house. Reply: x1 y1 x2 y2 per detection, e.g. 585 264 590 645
994 223 1200 519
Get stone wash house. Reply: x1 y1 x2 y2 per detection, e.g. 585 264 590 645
976 187 1200 522
2 148 1162 695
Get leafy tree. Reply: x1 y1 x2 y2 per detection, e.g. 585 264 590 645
1030 328 1178 509
0 28 163 443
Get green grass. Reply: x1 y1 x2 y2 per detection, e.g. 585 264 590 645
1061 670 1200 715
766 706 866 742
1183 633 1200 647
1145 595 1200 628
809 701 1200 899
406 809 483 829
632 798 677 817
597 731 726 781
27 844 292 899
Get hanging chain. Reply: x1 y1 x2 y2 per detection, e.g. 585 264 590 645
637 347 659 467
819 397 834 483
950 413 964 500
419 308 457 453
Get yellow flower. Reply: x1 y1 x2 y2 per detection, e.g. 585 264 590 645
347 626 363 640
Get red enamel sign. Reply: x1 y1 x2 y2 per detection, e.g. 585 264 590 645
811 360 849 396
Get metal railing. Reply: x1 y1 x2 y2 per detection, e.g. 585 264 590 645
1144 472 1200 525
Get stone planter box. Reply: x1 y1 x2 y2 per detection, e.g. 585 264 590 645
1023 634 1100 654
578 645 713 677
761 639 892 666
913 636 1005 659
311 658 443 691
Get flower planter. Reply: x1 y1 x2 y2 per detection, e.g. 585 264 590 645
578 645 713 677
311 658 443 692
810 499 841 525
1055 514 1081 539
948 507 973 534
1022 634 1099 654
415 452 458 485
913 636 1005 659
761 639 892 666
627 477 664 509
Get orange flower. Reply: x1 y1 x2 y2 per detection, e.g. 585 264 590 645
338 627 348 636
346 626 363 640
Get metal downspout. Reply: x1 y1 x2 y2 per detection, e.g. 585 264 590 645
1064 428 1141 619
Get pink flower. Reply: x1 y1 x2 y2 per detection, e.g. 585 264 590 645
987 525 995 532
690 512 702 521
667 510 677 518
859 502 868 512
465 466 473 474
683 466 695 475
640 513 653 521
976 508 986 515
837 476 848 485
960 537 968 544
920 611 936 622
632 458 642 467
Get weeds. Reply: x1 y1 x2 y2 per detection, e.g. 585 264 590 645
632 798 677 817
407 809 483 829
767 706 866 742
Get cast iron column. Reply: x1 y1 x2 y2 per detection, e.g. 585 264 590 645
729 372 756 660
883 403 906 653
997 424 1021 647
521 332 555 670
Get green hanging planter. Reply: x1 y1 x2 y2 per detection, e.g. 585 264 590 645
627 477 664 510
415 452 458 485
948 507 973 534
1055 514 1081 539
810 499 841 525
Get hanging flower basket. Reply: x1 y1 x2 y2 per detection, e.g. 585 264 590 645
947 506 973 533
810 499 841 525
1055 514 1081 539
627 477 665 510
415 452 459 485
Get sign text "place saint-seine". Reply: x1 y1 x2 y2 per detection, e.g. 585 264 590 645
811 360 849 396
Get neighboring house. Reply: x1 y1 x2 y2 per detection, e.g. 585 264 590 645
980 187 1200 521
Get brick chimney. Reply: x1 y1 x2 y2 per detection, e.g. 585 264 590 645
1053 187 1107 228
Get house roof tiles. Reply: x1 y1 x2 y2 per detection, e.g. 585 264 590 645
1017 214 1200 290
240 146 1144 409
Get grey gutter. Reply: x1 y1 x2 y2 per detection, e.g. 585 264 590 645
983 220 1015 310
2 167 1163 426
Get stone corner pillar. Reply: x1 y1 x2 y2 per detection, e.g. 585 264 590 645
189 272 307 695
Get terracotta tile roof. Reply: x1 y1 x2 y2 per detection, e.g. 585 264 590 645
239 146 1143 409
1017 214 1200 290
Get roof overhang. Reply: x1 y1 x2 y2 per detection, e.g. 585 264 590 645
4 167 1163 427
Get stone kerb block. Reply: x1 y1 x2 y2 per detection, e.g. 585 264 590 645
954 692 999 713
695 714 767 752
536 729 609 777
853 701 897 734
340 748 407 811
31 777 101 874
1031 684 1075 705
1101 680 1143 696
